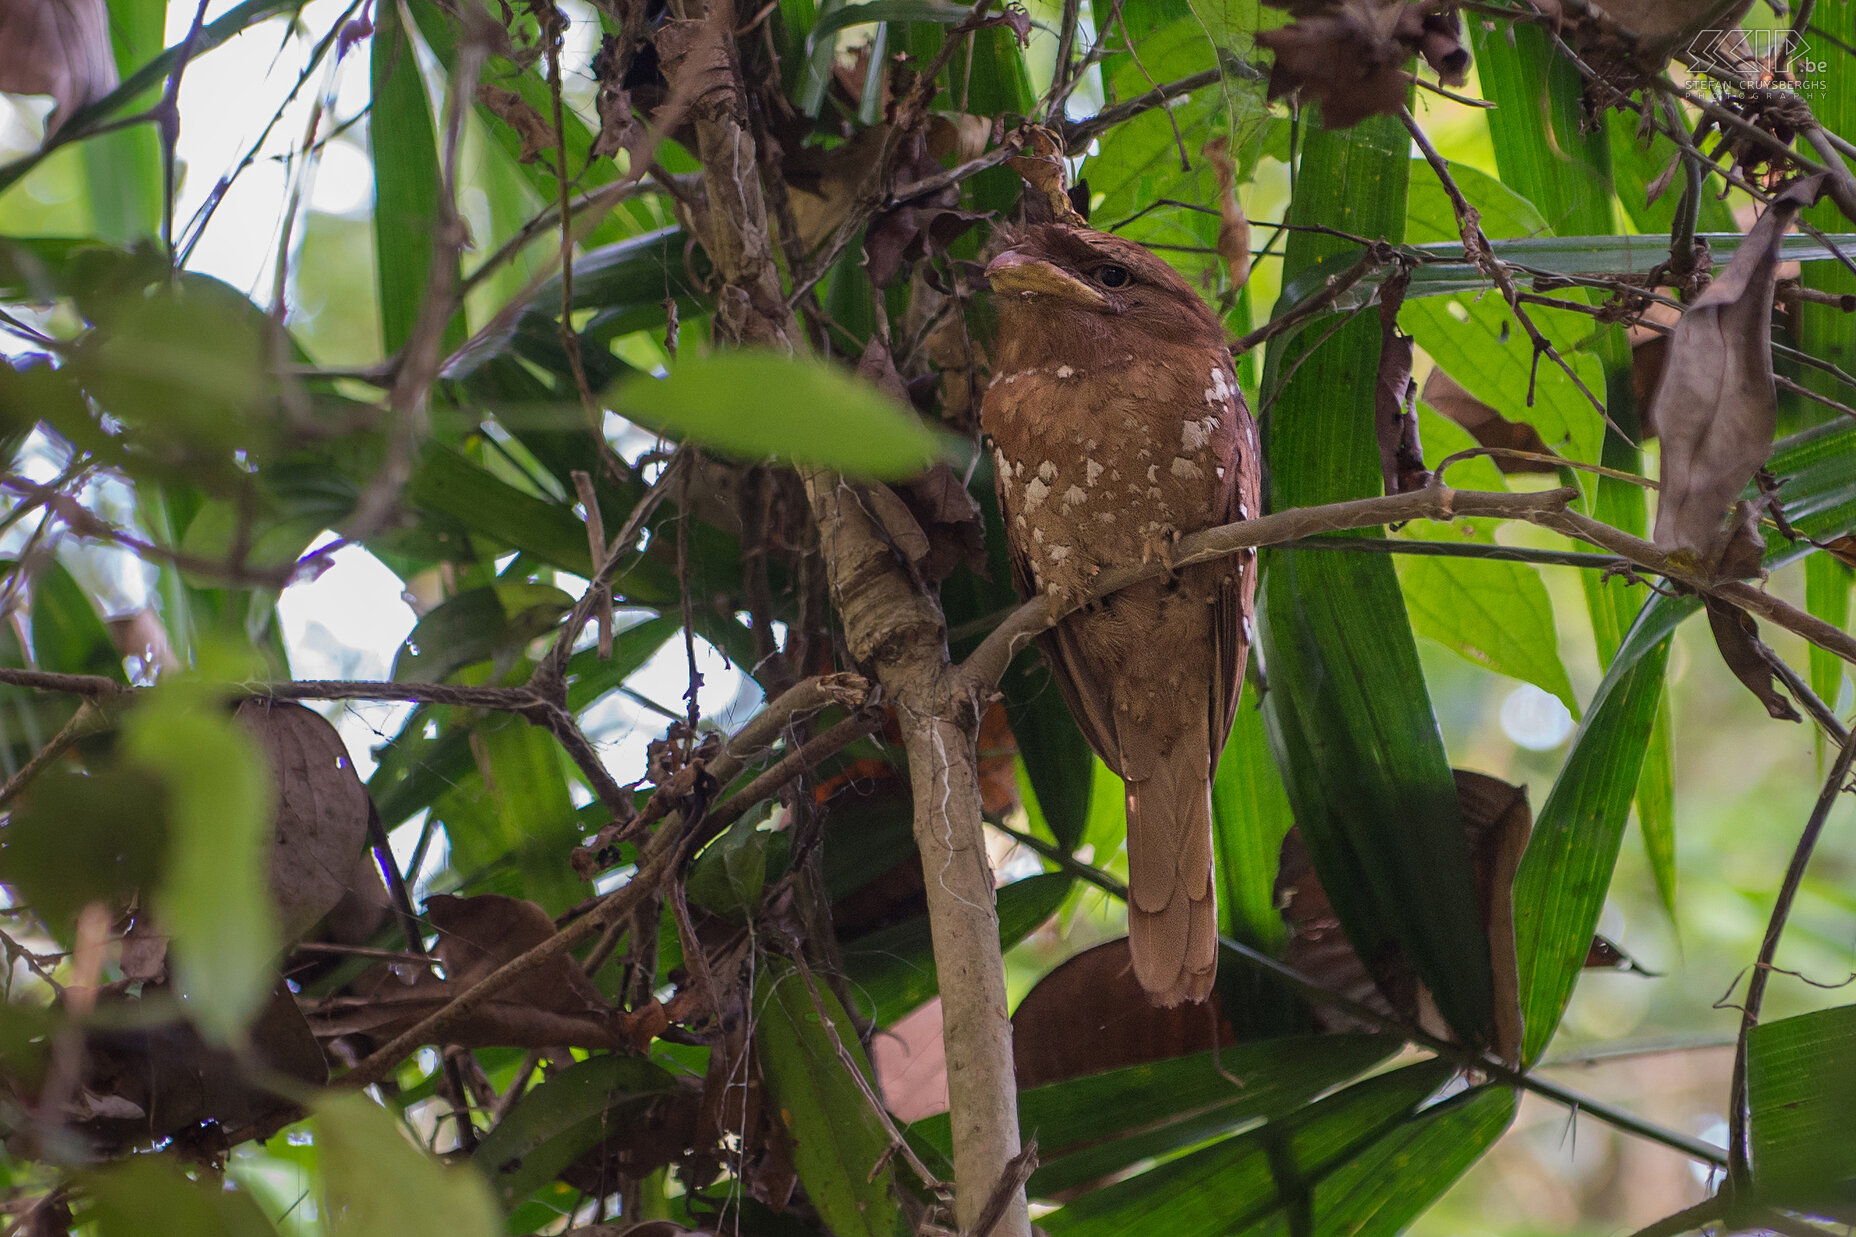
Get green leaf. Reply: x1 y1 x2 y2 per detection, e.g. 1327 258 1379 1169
392 583 572 683
933 1035 1401 1198
1294 1084 1517 1235
408 443 594 575
1260 112 1492 1046
1638 696 1678 922
1211 676 1294 952
1038 1058 1457 1237
4 759 168 931
840 873 1071 1024
1406 159 1549 243
753 957 911 1237
29 560 126 682
610 352 942 479
1401 294 1603 470
370 0 463 355
808 0 972 41
1806 554 1852 719
79 0 165 245
315 1092 501 1237
1512 620 1669 1065
1274 232 1856 318
80 1157 279 1237
124 674 279 1044
1393 411 1577 715
435 710 583 914
1747 1003 1856 1203
1607 109 1736 237
470 1055 681 1210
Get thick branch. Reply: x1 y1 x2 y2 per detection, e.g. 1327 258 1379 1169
802 467 1032 1237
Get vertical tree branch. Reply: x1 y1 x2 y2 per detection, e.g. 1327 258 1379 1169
664 2 1031 1227
801 470 1031 1237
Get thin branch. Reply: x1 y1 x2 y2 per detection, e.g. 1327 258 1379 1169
962 485 1581 691
1726 728 1856 1190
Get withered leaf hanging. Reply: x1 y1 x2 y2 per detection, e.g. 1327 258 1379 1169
1650 174 1825 573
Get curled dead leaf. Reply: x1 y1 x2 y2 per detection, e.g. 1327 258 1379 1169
1704 597 1802 723
1006 127 1086 227
1203 137 1252 291
0 0 117 137
1009 938 1234 1088
1421 369 1562 472
303 893 653 1050
234 699 373 941
1258 2 1467 130
1376 269 1430 495
476 85 554 164
1651 174 1824 571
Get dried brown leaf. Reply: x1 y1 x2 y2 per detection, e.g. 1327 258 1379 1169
303 893 650 1050
1006 127 1086 226
0 0 117 136
1204 136 1252 291
1009 939 1234 1088
235 700 373 941
1255 4 1410 130
1704 597 1803 723
1376 270 1430 495
1651 174 1825 568
1421 369 1562 471
476 84 554 164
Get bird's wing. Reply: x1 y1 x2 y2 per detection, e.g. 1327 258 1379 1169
1209 387 1261 773
999 485 1127 780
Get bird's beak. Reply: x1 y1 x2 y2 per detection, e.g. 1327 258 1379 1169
984 250 1109 309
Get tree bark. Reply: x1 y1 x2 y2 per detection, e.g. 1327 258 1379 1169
804 470 1032 1237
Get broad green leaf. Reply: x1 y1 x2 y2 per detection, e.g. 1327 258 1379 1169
1639 697 1677 922
840 873 1072 1024
434 709 582 913
391 582 572 683
564 613 682 710
1401 294 1603 470
371 0 463 355
29 559 125 681
80 0 165 245
315 1092 501 1237
409 443 595 575
1607 109 1736 237
685 809 773 918
1038 1058 1456 1237
1747 1004 1856 1202
1475 18 1669 922
4 760 167 931
1406 159 1549 243
1806 554 1852 719
1394 410 1577 715
1260 113 1493 1046
907 1035 1400 1198
1512 619 1669 1065
1274 232 1856 318
1212 676 1293 952
1297 1084 1517 1235
125 675 278 1044
81 1157 278 1237
754 957 911 1237
610 351 941 478
470 1055 681 1210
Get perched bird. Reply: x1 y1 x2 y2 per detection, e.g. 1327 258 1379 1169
981 223 1260 1007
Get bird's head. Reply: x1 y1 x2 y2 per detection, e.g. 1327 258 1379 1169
984 223 1223 354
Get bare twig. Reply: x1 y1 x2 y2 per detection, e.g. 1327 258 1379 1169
1726 728 1856 1190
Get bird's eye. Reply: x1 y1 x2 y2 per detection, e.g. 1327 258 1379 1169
1095 265 1131 288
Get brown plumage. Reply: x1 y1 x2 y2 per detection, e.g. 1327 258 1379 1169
980 223 1260 1007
